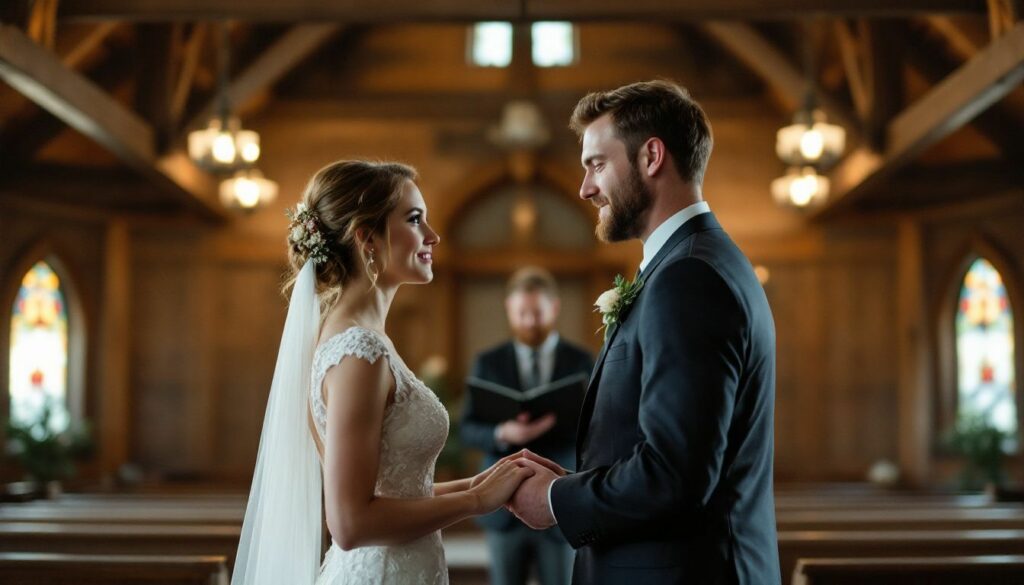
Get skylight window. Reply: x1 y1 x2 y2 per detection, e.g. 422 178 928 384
531 22 575 67
469 22 577 68
470 22 513 67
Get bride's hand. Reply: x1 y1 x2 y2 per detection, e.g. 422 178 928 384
470 450 530 488
469 460 534 515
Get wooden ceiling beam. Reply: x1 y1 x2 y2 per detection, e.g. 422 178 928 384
0 24 226 221
701 22 861 135
170 23 206 128
904 28 1024 157
182 23 341 133
834 21 870 120
59 0 984 22
924 16 987 59
863 21 906 150
62 22 120 68
811 21 1024 220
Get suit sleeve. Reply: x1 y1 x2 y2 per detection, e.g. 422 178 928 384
551 258 745 547
459 355 506 454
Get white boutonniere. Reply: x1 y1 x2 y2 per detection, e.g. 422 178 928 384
594 274 644 340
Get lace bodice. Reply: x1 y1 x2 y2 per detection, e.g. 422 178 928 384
310 326 450 584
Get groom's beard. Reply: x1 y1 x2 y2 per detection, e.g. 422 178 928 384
596 163 653 243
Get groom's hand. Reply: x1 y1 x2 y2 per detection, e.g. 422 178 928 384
507 459 558 529
519 449 569 477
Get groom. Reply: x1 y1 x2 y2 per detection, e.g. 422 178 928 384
508 80 781 585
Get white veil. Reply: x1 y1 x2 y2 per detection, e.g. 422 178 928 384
233 260 323 584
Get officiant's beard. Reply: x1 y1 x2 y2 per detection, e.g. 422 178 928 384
512 323 554 348
597 163 653 243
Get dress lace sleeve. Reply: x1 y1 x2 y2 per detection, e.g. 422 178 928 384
310 327 390 433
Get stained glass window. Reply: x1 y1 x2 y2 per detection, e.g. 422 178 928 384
956 258 1017 443
9 261 69 432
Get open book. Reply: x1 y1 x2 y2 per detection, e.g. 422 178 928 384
465 372 589 425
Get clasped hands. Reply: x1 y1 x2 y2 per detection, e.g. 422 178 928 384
470 448 568 530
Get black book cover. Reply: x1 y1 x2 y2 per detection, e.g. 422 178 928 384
465 373 588 425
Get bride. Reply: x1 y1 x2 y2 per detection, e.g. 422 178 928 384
232 160 536 584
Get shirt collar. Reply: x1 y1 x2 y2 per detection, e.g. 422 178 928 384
639 201 710 273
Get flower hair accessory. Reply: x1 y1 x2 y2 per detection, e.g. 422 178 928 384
286 203 330 266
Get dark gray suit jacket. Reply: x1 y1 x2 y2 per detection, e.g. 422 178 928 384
550 212 780 585
461 338 593 531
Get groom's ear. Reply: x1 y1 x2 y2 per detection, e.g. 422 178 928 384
638 137 666 178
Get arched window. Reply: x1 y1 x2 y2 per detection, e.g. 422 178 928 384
9 260 70 432
955 257 1017 443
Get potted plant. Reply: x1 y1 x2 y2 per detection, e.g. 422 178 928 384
5 398 93 498
946 412 1011 492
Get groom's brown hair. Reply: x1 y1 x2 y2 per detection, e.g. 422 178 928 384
570 80 713 186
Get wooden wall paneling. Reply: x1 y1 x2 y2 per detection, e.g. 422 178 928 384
771 262 829 480
213 261 286 480
132 254 192 472
860 260 900 464
797 263 829 479
185 258 217 476
897 217 933 486
763 263 795 478
824 262 860 467
97 219 131 481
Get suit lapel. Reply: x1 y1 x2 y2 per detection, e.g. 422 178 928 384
499 342 524 392
575 212 722 453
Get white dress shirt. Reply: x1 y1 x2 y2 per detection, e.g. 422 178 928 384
494 333 560 449
545 201 711 525
513 332 560 389
638 201 710 274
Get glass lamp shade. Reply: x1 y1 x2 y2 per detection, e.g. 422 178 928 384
488 100 551 150
771 167 829 209
219 169 278 211
188 117 261 172
775 109 846 168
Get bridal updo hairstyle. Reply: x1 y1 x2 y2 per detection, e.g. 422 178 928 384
283 160 418 310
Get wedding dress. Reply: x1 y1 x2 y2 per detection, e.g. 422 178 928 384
310 326 451 585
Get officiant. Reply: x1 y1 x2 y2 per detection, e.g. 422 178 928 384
461 266 593 585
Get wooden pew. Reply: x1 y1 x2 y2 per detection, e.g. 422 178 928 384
778 529 1024 582
0 522 240 570
0 502 244 525
0 552 228 585
776 507 1024 531
775 493 998 510
792 555 1024 585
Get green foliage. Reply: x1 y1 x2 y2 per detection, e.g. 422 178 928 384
5 399 93 484
945 413 1011 490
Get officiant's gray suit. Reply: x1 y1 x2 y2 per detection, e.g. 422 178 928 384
550 211 781 585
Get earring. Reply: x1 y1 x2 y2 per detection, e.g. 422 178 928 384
366 249 379 287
